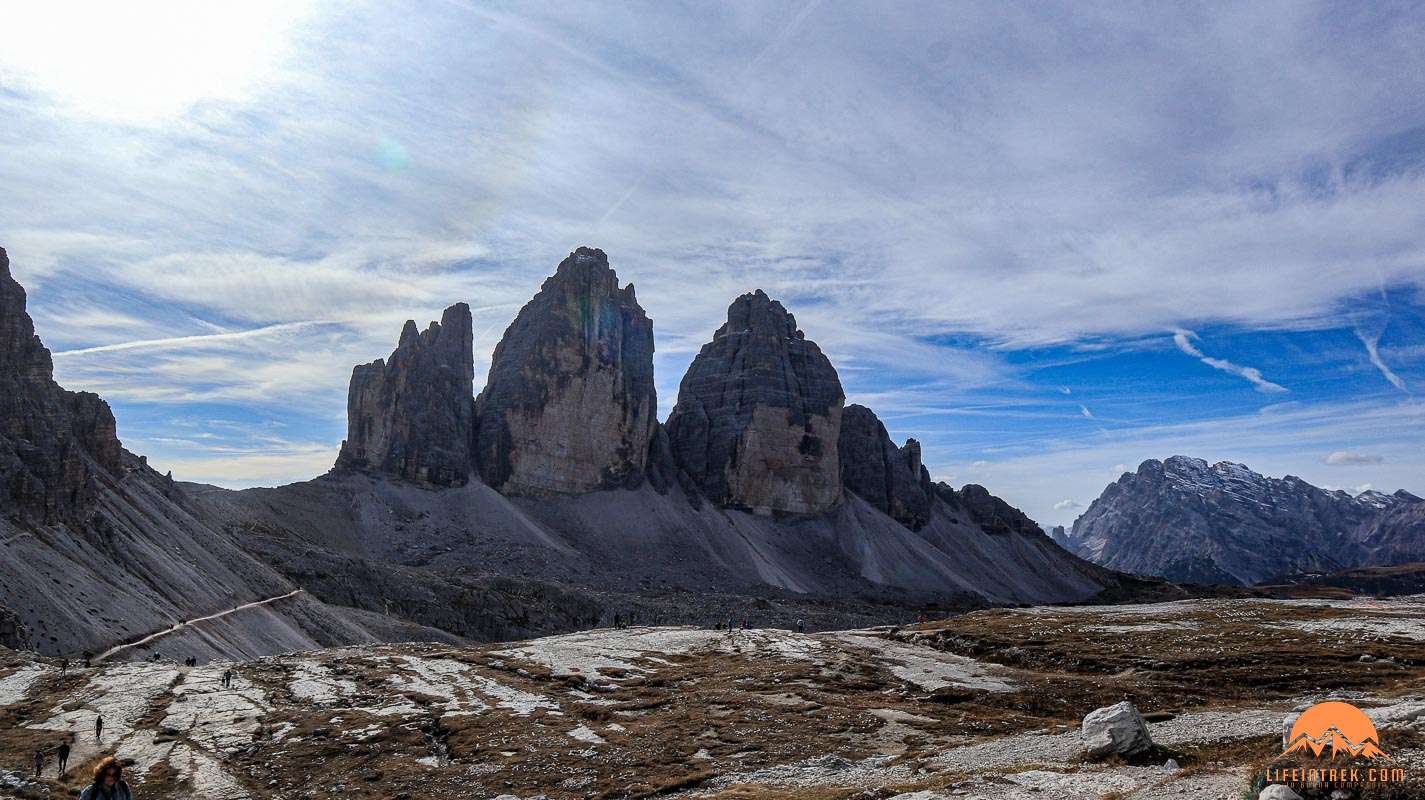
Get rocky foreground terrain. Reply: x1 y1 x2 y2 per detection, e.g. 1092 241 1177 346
1063 457 1425 586
1 595 1421 799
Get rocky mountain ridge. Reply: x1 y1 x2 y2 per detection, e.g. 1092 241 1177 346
191 246 1122 631
1 242 1138 661
1062 455 1425 585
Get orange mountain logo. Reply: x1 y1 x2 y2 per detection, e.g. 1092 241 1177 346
1283 701 1389 760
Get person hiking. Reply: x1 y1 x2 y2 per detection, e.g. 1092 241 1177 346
222 669 233 688
80 756 132 800
796 618 805 634
60 657 69 675
94 714 104 739
33 748 44 778
57 741 70 776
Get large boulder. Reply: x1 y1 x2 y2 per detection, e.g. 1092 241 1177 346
1259 786 1303 800
335 303 475 486
1081 701 1154 759
665 290 844 515
475 247 657 495
0 247 124 523
839 404 932 529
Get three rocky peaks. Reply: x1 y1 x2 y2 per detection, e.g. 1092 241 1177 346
335 246 949 522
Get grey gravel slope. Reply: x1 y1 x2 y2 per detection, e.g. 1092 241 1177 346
190 470 1109 623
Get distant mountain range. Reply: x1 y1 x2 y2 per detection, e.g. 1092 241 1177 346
1056 456 1425 585
1 245 1137 659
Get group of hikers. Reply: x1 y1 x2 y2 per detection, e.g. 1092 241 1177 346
31 741 70 777
33 751 128 799
24 651 237 797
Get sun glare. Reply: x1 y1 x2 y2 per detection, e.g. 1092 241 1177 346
0 0 313 125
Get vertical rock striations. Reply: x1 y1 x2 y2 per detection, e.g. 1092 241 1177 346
475 247 657 494
336 303 475 486
666 290 844 515
839 404 933 529
0 247 123 523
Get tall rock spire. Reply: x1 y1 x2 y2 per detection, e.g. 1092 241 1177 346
474 247 657 494
666 290 844 514
0 247 124 522
335 303 475 486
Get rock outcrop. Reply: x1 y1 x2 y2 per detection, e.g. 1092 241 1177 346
475 247 657 494
940 483 1044 537
0 246 123 523
336 303 475 487
1064 456 1424 585
839 404 932 529
666 290 844 515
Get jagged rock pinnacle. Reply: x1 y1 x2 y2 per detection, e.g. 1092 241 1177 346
474 247 657 494
665 290 844 514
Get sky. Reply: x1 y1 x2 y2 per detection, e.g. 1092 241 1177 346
2 1 1423 528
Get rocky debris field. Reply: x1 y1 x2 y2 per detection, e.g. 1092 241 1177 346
0 596 1422 799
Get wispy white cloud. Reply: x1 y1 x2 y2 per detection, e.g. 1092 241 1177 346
1172 329 1288 394
1325 450 1384 465
1053 499 1081 511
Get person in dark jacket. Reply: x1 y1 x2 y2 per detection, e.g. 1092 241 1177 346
80 756 132 800
57 741 70 775
33 748 43 778
94 714 104 740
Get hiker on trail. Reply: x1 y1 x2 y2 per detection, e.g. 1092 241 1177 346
57 741 70 776
796 619 805 634
80 756 132 800
60 657 69 674
94 714 104 740
740 618 748 631
223 669 233 688
33 748 43 778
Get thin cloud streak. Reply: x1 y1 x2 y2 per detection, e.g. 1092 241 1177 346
1172 329 1288 394
1357 328 1409 391
53 321 328 358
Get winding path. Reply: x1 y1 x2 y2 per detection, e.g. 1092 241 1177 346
97 589 304 662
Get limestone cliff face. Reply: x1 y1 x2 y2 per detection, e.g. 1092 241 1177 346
0 247 123 523
475 247 657 494
839 404 933 529
666 290 844 515
336 303 475 486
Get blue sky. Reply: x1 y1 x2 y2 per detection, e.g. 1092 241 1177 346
2 1 1422 527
